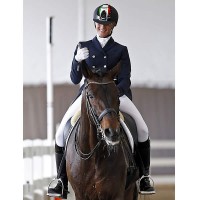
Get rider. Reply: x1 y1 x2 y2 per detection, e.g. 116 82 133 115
47 4 155 199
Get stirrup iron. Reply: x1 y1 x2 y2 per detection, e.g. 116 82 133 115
47 178 64 196
138 175 155 194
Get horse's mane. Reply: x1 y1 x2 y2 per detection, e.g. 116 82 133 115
81 60 120 83
91 68 108 77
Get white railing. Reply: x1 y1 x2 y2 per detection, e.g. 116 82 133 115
151 140 175 185
23 139 175 200
23 139 56 200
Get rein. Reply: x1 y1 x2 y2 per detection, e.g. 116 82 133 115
75 80 119 160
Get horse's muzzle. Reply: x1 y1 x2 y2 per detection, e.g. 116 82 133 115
104 127 120 146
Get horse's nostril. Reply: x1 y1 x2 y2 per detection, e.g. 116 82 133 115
105 128 113 138
105 128 119 141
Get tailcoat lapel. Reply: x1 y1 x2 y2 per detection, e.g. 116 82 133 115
92 36 115 54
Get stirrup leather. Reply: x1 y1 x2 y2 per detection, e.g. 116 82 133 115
47 178 64 197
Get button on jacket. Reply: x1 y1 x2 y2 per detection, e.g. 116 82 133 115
70 36 132 100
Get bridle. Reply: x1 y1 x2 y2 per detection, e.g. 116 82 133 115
75 80 120 160
86 81 119 135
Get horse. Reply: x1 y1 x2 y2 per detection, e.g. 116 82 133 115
66 62 139 200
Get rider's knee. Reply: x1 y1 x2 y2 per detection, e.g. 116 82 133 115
55 130 65 147
137 126 149 142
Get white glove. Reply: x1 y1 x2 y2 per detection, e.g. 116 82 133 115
75 47 89 62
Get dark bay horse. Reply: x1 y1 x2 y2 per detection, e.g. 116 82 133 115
66 62 139 200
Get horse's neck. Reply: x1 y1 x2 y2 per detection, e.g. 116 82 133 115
79 101 98 151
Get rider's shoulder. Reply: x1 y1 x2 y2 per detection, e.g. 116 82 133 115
78 40 93 48
114 41 127 49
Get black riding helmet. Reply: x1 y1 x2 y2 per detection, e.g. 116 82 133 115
93 4 118 26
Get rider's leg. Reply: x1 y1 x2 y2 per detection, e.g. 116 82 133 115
119 95 155 194
119 95 148 142
47 95 82 198
47 144 68 198
138 138 155 194
55 95 82 147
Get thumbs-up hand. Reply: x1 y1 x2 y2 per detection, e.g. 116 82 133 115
75 44 89 62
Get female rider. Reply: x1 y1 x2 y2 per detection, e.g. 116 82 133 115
47 4 155 199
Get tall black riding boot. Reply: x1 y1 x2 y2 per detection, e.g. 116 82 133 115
138 138 155 195
47 144 69 199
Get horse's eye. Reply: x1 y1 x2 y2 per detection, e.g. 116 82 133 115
88 94 94 99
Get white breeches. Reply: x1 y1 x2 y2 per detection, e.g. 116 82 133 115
119 95 149 142
55 95 82 147
55 94 149 147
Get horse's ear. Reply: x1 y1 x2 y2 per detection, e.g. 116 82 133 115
81 61 93 79
109 62 121 79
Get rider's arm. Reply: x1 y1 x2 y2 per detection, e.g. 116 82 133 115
117 46 131 96
70 44 83 85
